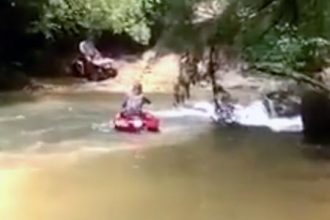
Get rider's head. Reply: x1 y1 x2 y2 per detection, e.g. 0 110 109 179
132 81 143 95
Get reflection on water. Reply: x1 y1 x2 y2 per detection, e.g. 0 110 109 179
0 92 330 220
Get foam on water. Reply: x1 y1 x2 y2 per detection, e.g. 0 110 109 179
91 122 113 133
152 100 303 133
0 99 303 170
152 103 213 119
0 115 26 122
91 117 208 135
233 101 303 132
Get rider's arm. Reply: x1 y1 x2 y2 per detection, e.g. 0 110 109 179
122 97 128 108
143 97 151 105
122 101 127 108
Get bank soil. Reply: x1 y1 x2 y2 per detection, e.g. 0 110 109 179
33 50 299 106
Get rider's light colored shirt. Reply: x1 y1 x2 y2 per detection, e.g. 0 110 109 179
122 93 151 115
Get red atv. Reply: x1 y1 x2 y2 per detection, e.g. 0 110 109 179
113 111 160 133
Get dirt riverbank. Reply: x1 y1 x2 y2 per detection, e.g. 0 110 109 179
31 50 299 106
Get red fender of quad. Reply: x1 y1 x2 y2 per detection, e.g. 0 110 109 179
113 112 160 133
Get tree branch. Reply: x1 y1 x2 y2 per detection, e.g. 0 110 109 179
251 63 330 94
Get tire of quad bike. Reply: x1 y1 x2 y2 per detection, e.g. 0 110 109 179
106 68 118 78
71 60 85 77
86 67 118 82
88 70 100 81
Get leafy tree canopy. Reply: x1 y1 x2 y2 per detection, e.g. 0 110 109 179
27 0 166 44
4 0 330 81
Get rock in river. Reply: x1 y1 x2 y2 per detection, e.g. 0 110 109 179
301 90 330 143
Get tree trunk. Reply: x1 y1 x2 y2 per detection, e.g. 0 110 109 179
207 45 220 109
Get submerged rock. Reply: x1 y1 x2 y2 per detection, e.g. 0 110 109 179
211 100 303 132
301 90 330 143
263 89 301 118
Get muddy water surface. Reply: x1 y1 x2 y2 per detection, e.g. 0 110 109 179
0 92 329 220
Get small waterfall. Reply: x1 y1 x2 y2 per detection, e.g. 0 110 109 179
161 100 303 133
233 101 303 132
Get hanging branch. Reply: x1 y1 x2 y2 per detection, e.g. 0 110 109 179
207 45 220 109
251 63 330 94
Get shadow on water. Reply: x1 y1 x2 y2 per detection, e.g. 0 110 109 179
0 92 38 107
205 125 301 155
301 144 330 161
211 123 330 164
298 132 330 161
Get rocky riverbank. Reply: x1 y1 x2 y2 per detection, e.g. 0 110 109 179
30 50 302 106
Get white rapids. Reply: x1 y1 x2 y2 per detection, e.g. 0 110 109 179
152 101 303 133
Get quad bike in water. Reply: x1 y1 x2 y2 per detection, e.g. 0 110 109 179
113 111 160 133
71 40 118 81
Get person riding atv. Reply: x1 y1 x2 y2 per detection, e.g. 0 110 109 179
71 40 117 81
121 82 151 117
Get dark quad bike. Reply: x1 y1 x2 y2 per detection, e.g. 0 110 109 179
71 40 118 81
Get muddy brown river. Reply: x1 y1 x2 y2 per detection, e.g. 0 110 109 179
0 92 330 220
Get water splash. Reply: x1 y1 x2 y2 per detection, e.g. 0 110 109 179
152 103 213 119
0 115 26 122
232 101 303 132
91 122 113 133
92 100 302 135
152 101 303 133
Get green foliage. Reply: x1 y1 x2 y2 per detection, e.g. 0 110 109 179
244 25 330 74
156 0 220 52
211 0 330 75
30 0 167 44
4 0 330 80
